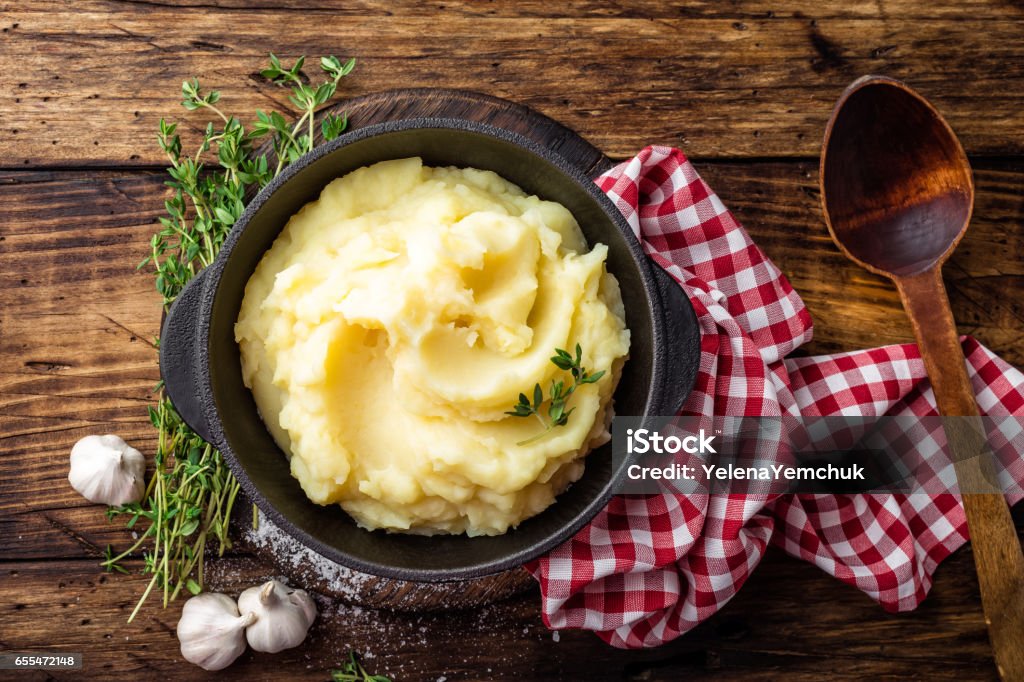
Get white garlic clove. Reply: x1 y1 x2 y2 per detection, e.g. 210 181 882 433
237 579 317 653
68 434 146 506
176 592 255 671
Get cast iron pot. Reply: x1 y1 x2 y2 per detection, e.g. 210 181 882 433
160 118 700 582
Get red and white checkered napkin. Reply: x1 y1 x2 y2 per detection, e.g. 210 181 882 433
525 146 1024 648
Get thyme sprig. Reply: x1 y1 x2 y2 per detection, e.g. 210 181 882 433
330 652 391 682
103 400 240 622
256 53 355 171
506 344 606 446
107 53 355 622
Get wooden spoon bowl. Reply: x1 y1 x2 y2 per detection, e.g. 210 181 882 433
821 75 973 277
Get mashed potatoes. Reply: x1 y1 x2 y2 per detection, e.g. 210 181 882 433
235 158 630 535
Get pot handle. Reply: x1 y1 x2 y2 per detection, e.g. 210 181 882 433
650 261 701 417
159 269 215 443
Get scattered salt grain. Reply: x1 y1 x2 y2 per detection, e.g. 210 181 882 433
552 631 560 642
244 509 373 601
225 510 547 674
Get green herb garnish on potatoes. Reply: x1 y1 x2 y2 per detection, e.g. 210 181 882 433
506 343 607 446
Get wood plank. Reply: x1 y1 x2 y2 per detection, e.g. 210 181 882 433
0 171 163 560
1 161 1021 559
68 0 1024 19
1 2 1023 165
0 543 1000 680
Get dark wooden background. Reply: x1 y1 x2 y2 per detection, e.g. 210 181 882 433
2 1 1023 679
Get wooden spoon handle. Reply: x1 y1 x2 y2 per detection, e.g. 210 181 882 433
896 267 1024 680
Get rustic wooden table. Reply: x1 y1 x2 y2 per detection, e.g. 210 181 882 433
2 1 1023 680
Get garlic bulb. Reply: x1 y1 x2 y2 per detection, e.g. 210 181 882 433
237 579 317 653
68 434 146 505
177 592 255 671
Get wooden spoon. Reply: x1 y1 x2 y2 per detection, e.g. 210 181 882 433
820 75 1024 680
